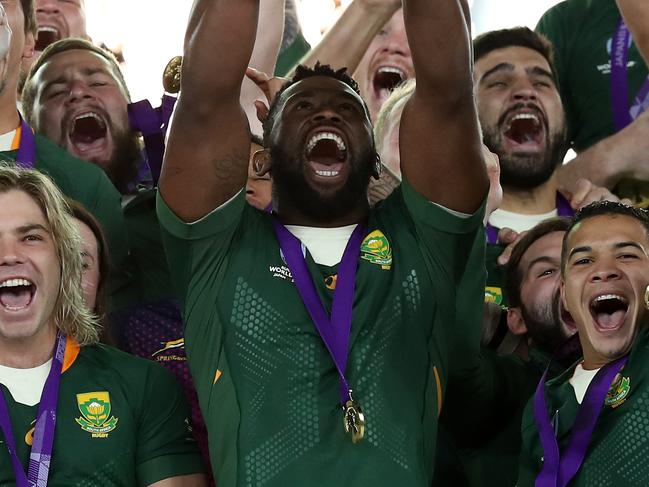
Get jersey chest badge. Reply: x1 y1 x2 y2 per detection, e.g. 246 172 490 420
75 391 119 438
484 287 503 306
605 375 631 409
360 230 392 270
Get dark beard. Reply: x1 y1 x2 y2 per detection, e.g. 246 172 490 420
483 118 568 190
269 143 374 224
105 132 141 194
521 289 573 356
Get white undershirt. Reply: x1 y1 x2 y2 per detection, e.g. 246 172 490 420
488 207 558 234
0 360 51 406
0 129 16 151
285 224 357 266
569 363 601 404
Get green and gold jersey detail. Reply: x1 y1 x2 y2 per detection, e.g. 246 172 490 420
158 180 486 487
518 329 649 486
537 0 649 203
0 344 204 486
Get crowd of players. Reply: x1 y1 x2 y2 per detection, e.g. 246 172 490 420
0 0 649 486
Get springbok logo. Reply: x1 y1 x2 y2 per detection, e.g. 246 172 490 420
76 391 118 438
361 230 392 270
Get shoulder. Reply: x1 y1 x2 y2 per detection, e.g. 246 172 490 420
33 134 108 184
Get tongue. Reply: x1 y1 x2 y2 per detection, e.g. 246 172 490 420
596 310 626 329
309 161 343 173
504 119 541 145
71 118 106 145
0 287 31 309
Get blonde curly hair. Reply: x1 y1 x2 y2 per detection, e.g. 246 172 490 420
0 164 99 345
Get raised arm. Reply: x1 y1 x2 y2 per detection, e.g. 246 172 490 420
242 0 285 137
159 0 258 222
617 0 649 64
399 0 488 213
295 0 401 74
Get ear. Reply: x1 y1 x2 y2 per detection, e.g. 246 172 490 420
254 100 270 124
507 307 528 336
372 153 382 180
252 148 272 177
23 31 35 60
560 280 569 312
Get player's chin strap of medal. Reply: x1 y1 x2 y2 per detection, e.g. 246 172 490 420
533 345 629 486
126 56 182 186
0 332 66 487
272 220 367 443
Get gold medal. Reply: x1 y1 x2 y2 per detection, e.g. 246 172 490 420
163 55 183 94
343 398 365 443
644 284 649 310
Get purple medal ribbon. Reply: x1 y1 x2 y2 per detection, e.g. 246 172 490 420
485 193 574 245
127 95 178 185
533 354 629 487
16 119 37 169
0 332 66 487
611 17 649 131
272 220 365 406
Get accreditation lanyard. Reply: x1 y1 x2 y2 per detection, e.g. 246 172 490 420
610 18 649 131
16 118 37 169
485 193 573 245
0 332 66 487
533 355 628 487
272 220 364 407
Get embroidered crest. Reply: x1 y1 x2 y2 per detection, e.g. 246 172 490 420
361 230 392 269
484 287 503 306
75 391 119 438
605 375 630 409
151 337 186 363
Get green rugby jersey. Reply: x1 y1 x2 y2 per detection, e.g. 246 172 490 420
537 0 649 202
157 179 486 487
0 133 130 306
518 329 649 486
0 339 204 486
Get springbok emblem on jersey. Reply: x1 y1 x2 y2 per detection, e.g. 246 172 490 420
76 391 119 438
361 230 392 270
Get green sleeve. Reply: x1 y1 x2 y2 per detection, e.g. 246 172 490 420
516 401 541 487
135 362 205 485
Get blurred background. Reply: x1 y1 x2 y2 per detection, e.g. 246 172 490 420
85 0 566 103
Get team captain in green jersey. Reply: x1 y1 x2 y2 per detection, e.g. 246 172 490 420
518 201 649 486
0 165 207 486
157 0 488 486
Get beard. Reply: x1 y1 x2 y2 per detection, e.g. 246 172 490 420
521 288 574 356
482 113 568 190
269 142 375 224
105 131 142 194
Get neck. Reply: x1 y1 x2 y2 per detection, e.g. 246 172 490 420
274 202 369 228
0 107 20 137
0 325 58 369
500 174 559 215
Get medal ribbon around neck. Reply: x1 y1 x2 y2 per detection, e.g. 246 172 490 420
0 331 66 487
272 220 365 440
16 118 37 169
533 354 629 487
611 17 649 132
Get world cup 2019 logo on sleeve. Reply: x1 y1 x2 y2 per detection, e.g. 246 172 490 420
76 391 119 438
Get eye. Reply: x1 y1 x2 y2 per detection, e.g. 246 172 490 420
90 81 107 87
618 253 639 260
487 81 507 89
23 234 43 243
339 102 355 112
533 81 551 89
573 257 592 266
537 268 556 278
295 101 312 111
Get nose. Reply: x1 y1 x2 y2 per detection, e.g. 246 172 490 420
589 258 621 283
511 78 538 103
67 79 93 104
36 0 59 15
0 239 23 267
381 29 411 58
312 106 342 124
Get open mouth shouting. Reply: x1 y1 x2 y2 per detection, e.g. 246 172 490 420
372 66 406 105
589 294 629 334
0 278 36 312
500 108 548 154
67 111 110 163
305 130 348 181
35 25 61 52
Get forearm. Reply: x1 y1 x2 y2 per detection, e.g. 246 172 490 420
149 474 208 487
559 110 649 192
295 0 400 73
616 0 649 64
243 0 284 136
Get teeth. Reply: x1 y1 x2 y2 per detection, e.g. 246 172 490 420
38 26 59 34
306 132 346 153
378 66 405 78
511 113 540 123
594 294 626 303
315 170 340 177
74 112 103 123
0 278 33 288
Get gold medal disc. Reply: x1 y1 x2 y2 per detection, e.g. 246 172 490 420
644 284 649 310
343 400 365 443
163 56 183 94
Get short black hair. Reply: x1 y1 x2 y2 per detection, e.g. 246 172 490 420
561 201 649 274
262 62 367 147
505 217 572 308
473 27 558 82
